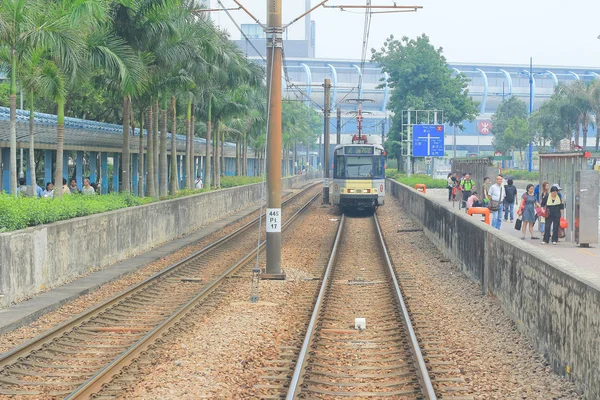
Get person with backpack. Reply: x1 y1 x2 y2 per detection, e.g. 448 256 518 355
503 178 518 223
460 173 475 210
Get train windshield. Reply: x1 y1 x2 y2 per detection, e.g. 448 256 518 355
342 156 384 179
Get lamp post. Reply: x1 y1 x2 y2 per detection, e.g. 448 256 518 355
528 57 533 172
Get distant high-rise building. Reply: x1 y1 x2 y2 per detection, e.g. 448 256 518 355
233 1 315 58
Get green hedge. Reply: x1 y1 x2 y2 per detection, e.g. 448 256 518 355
501 169 539 181
386 170 448 188
0 193 156 232
220 176 264 188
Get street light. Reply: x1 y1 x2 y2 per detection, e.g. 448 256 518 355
520 58 549 172
528 57 533 172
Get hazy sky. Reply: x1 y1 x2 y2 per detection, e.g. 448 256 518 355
213 0 600 68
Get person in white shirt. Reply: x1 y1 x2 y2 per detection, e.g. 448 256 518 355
194 175 203 189
488 175 506 230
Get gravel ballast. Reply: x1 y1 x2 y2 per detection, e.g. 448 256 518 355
377 196 581 399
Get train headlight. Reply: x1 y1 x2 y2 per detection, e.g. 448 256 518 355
373 188 377 193
365 189 371 193
347 189 354 193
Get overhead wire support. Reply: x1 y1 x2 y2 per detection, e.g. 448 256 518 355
323 4 423 10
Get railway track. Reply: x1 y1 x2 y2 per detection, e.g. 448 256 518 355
0 184 319 399
285 213 437 399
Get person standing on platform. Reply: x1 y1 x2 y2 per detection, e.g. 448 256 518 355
541 185 564 244
81 178 96 195
488 175 505 229
447 173 454 201
503 178 518 222
517 184 540 240
537 181 550 233
482 177 491 207
69 179 80 194
460 173 474 210
43 182 54 198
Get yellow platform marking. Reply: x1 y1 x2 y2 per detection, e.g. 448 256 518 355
577 249 597 257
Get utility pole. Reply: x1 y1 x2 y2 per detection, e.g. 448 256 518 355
381 118 385 145
323 79 331 204
336 107 341 145
264 0 284 279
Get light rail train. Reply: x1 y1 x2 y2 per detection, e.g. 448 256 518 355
332 135 385 211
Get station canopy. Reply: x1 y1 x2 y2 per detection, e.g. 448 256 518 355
0 106 238 156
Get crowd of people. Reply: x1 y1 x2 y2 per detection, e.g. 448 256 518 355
17 177 99 198
446 172 565 244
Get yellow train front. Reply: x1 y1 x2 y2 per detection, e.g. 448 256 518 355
332 141 385 211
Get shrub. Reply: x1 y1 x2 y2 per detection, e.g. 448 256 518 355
0 193 157 232
501 169 539 181
220 176 263 188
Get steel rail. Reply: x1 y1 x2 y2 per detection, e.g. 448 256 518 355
286 213 437 399
373 213 437 399
286 214 345 400
67 191 321 399
0 183 318 370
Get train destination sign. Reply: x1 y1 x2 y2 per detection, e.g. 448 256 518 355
345 146 375 155
413 125 445 157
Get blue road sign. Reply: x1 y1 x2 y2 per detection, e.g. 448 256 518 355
413 125 445 157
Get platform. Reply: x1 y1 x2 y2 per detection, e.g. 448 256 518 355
427 186 599 277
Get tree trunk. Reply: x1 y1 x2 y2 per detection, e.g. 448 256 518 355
213 121 217 185
137 108 144 197
145 106 155 198
185 96 192 189
28 91 36 192
215 122 220 187
236 135 240 176
582 123 588 149
9 50 17 196
205 99 212 190
293 140 297 174
220 127 224 181
54 98 65 197
243 134 248 176
9 93 17 196
159 104 168 197
153 99 159 193
170 96 178 195
121 95 130 193
596 131 599 151
190 107 195 186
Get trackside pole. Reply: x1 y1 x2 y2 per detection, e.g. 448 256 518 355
323 79 331 204
263 0 285 280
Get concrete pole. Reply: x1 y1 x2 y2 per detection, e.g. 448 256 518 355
323 79 331 204
264 0 284 278
336 107 341 144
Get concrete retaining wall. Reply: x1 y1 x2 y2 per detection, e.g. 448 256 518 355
388 179 600 399
0 173 317 308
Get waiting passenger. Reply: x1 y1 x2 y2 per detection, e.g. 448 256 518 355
43 182 54 198
81 178 96 195
61 178 71 195
541 186 564 245
69 178 80 194
16 178 30 197
466 191 482 209
194 175 203 189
